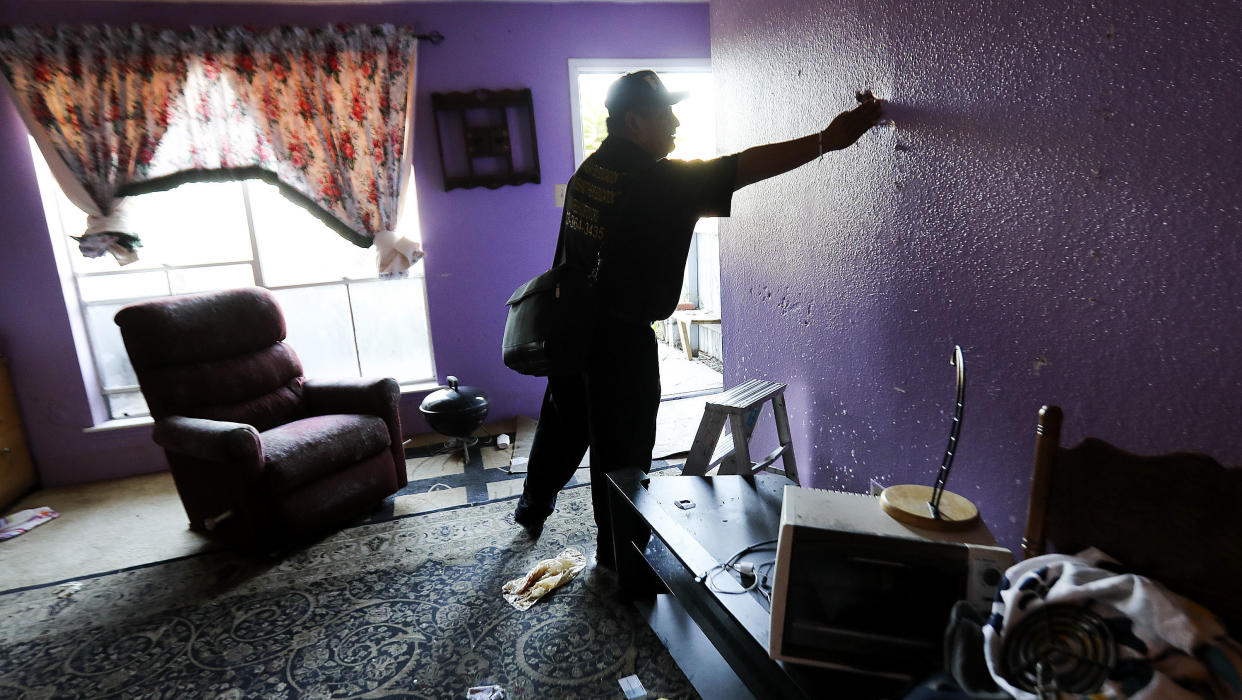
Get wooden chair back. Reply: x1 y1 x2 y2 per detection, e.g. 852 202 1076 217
1022 405 1242 632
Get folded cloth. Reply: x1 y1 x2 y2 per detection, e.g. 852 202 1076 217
0 507 59 541
502 547 587 611
984 547 1242 699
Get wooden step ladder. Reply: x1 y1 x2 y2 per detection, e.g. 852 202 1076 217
681 379 798 484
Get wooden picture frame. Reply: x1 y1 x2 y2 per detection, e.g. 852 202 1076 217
431 88 540 191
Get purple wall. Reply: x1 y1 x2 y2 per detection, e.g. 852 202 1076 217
0 1 709 487
711 0 1242 551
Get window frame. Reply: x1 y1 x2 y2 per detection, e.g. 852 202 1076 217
29 139 439 428
567 58 713 168
567 58 715 310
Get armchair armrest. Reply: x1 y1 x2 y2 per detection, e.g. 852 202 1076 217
152 416 262 464
303 377 400 418
303 376 406 489
152 416 267 542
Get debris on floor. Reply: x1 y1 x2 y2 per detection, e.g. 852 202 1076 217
54 581 83 599
466 684 506 699
0 506 59 541
619 674 648 699
501 547 586 611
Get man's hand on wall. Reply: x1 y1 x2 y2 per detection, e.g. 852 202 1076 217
733 94 887 190
822 99 886 151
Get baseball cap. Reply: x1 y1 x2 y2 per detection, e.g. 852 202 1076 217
604 70 689 114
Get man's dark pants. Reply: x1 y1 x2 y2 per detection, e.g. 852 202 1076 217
516 318 659 564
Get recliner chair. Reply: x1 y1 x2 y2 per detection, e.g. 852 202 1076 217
115 286 407 549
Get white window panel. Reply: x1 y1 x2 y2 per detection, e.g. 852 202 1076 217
272 285 359 380
107 391 150 420
168 264 256 295
569 59 715 167
84 303 139 390
127 182 253 268
697 227 721 314
349 278 435 383
72 182 253 275
247 181 378 288
78 271 170 302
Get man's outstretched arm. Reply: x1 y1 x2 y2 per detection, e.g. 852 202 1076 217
732 99 884 191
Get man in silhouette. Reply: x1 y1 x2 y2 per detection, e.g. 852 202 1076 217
515 70 884 567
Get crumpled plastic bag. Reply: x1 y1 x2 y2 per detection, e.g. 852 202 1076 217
502 547 587 611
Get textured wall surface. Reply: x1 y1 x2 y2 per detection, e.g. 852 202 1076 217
0 1 708 486
711 0 1242 551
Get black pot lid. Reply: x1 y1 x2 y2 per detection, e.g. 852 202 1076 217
420 376 489 414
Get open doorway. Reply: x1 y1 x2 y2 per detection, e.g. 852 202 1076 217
568 59 724 399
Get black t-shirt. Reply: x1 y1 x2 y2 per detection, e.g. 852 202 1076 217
558 137 738 322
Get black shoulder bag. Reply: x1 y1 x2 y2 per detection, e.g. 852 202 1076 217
501 234 600 376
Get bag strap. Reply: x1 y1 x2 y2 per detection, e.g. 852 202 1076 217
552 229 568 267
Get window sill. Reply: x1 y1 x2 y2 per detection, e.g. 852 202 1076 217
83 416 154 433
399 379 443 395
82 380 447 433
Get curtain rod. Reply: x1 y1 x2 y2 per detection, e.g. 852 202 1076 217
1 25 446 44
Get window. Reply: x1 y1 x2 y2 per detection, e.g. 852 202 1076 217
568 59 715 168
31 140 437 422
567 59 719 313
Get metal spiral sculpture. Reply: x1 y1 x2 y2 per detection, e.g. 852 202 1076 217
879 344 979 528
928 345 965 519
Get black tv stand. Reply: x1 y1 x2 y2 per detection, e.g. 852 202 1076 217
606 469 910 700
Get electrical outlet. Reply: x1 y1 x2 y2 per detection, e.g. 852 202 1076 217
869 479 885 497
553 184 567 208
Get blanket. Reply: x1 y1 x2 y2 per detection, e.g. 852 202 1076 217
983 548 1242 699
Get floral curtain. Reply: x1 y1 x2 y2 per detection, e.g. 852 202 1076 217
0 25 188 264
0 24 424 278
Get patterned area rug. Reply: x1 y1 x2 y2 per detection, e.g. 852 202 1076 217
0 487 698 699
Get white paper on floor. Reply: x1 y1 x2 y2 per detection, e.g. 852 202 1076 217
501 547 586 611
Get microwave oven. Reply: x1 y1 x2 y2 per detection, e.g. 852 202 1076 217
768 485 1012 679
